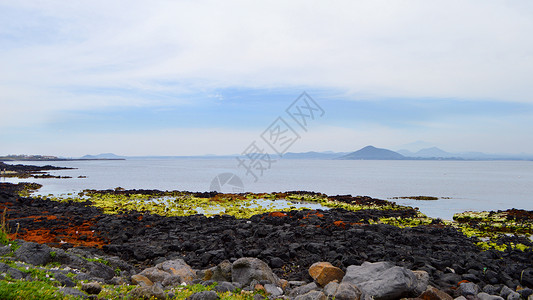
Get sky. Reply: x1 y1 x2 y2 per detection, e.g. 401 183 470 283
1 1 533 157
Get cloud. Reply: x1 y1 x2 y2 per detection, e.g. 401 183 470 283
2 1 533 155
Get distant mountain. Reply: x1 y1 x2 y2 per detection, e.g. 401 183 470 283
413 147 456 158
81 153 125 159
339 146 405 160
281 151 347 159
396 149 415 157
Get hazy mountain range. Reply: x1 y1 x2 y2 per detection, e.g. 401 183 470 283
79 146 533 161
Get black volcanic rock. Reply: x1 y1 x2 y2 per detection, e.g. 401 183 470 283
339 146 405 160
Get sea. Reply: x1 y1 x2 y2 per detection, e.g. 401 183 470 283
2 159 533 220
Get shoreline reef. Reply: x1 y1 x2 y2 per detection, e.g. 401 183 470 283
1 183 533 299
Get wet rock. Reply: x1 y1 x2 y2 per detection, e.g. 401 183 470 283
81 282 102 295
232 257 278 286
14 241 51 265
187 290 219 300
131 274 154 287
342 261 417 300
295 290 327 300
308 262 345 287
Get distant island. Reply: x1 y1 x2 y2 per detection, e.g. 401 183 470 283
3 146 533 162
338 146 405 160
0 154 125 162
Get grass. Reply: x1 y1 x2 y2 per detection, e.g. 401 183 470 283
0 280 70 300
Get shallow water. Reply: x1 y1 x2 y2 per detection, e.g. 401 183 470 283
3 159 533 220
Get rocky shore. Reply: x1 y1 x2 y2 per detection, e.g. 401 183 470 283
1 181 533 299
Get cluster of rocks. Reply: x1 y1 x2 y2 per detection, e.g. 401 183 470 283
8 241 531 300
2 183 533 299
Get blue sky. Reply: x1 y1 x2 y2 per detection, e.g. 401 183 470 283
1 1 533 156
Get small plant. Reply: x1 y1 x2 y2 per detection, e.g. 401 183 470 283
0 208 12 245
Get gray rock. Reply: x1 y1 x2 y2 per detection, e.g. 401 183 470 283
0 245 11 256
459 282 480 296
54 272 76 287
500 286 513 298
232 257 279 286
507 290 520 300
413 270 430 296
477 292 504 300
342 261 417 300
265 283 283 297
290 282 319 297
214 281 237 293
253 294 266 300
87 261 115 280
211 260 232 282
323 281 339 297
139 267 171 283
518 288 533 299
455 297 467 300
81 282 102 295
187 290 219 300
129 282 166 300
162 274 183 287
289 281 308 287
156 259 196 284
14 242 51 265
0 262 26 280
482 284 499 295
334 282 362 300
59 287 88 299
294 290 327 300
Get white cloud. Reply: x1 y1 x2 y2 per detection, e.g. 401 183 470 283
2 1 533 155
2 1 533 105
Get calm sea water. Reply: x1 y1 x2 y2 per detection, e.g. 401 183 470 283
3 159 533 220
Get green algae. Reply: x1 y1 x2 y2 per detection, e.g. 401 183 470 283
24 186 533 253
453 211 533 251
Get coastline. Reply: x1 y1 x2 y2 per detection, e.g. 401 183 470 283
1 179 533 298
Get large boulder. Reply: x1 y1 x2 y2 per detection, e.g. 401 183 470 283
231 257 279 286
342 261 417 300
308 262 345 287
137 258 196 287
14 242 51 266
156 259 196 284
